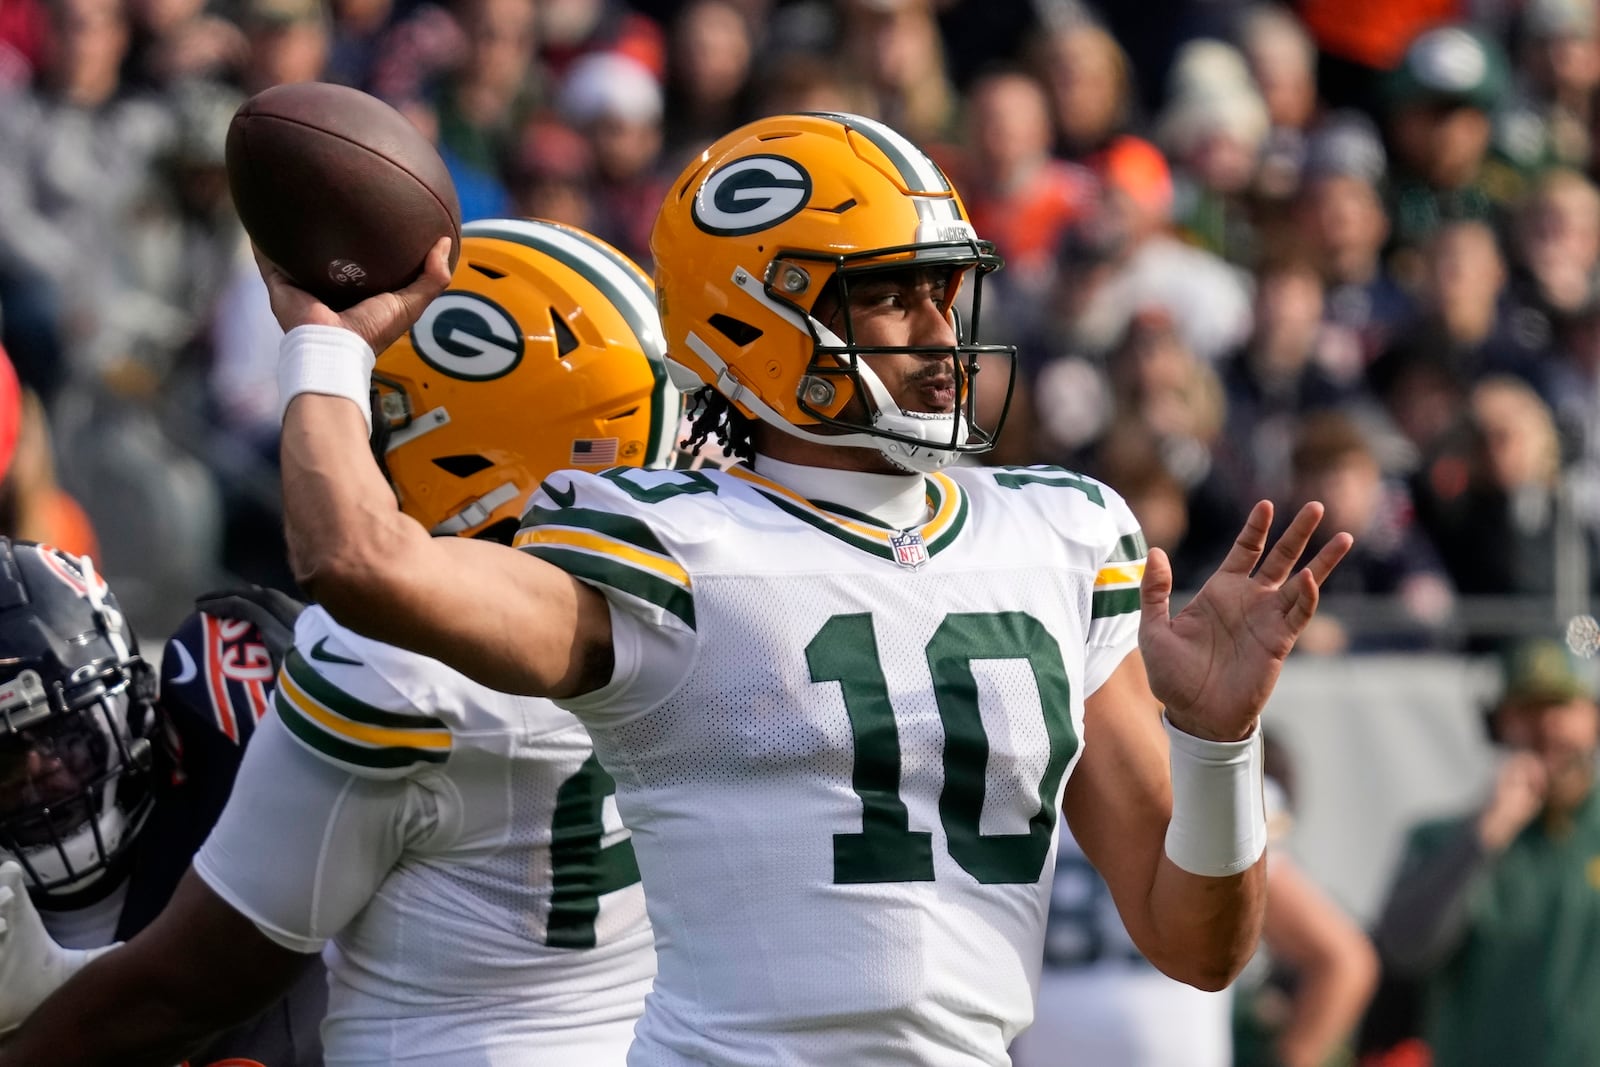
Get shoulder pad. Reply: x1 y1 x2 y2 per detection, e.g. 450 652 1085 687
965 465 1147 622
272 607 454 780
514 467 717 634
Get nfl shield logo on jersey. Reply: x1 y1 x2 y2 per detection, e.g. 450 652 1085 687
890 529 929 570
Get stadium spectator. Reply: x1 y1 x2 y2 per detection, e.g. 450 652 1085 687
1375 636 1600 1066
1027 15 1137 164
1412 375 1588 602
1084 136 1256 364
1295 0 1459 114
1294 112 1417 366
838 0 958 145
958 67 1092 294
1220 249 1363 502
120 0 247 91
1238 3 1322 199
427 0 543 219
322 0 397 88
661 0 754 166
557 49 667 266
749 49 872 118
1506 0 1600 173
239 0 330 93
1100 308 1252 591
1156 38 1271 264
533 0 664 82
1503 167 1600 364
506 114 597 230
1371 220 1550 459
1281 410 1454 653
0 0 177 404
1381 25 1523 259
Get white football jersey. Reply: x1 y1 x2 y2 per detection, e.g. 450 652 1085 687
1009 832 1233 1067
195 606 655 1065
517 462 1146 1066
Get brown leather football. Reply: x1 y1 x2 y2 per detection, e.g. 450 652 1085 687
226 82 462 311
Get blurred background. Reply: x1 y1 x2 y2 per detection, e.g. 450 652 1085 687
5 0 1600 1061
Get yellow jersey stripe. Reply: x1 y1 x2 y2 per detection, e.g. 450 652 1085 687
514 527 690 587
278 671 453 752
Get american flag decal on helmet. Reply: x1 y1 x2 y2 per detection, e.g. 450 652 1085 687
570 438 619 465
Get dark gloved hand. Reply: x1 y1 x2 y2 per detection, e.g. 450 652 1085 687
194 585 306 672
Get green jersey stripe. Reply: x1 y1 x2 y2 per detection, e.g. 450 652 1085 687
283 650 450 733
1091 588 1141 618
930 479 970 548
752 489 896 560
276 691 450 769
1108 532 1149 564
522 504 673 557
521 544 696 630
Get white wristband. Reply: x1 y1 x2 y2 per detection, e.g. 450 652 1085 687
277 324 377 435
1163 715 1268 877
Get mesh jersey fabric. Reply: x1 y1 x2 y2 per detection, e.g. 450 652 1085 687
523 463 1145 1066
194 606 654 1065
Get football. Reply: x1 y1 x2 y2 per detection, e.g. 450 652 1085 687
225 82 462 311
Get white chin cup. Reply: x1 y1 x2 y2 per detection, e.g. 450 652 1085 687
854 357 962 473
873 410 965 473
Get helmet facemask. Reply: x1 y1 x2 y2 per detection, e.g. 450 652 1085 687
0 664 155 905
756 238 1018 474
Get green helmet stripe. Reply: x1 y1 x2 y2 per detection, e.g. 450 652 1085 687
805 112 953 194
463 220 675 466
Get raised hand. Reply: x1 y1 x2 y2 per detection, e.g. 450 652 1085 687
255 235 453 356
1139 501 1353 742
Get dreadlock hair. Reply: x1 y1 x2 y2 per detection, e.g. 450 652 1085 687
680 386 758 463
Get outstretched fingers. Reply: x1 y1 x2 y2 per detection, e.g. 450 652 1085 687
1282 569 1322 635
1276 530 1352 624
1255 501 1327 586
1300 529 1354 587
1217 500 1275 575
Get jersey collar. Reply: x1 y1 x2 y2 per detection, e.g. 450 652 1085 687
728 463 969 565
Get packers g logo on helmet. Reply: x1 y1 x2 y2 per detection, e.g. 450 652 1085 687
652 112 1018 474
410 292 524 381
372 219 680 540
691 155 813 236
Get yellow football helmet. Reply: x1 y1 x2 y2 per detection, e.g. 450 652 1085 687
372 218 680 540
651 111 1017 473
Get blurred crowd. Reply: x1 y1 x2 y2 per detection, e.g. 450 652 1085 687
5 0 1600 644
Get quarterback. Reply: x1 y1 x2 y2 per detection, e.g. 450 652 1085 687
0 220 676 1065
265 112 1345 1065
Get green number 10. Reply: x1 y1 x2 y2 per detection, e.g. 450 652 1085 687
806 611 1079 886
